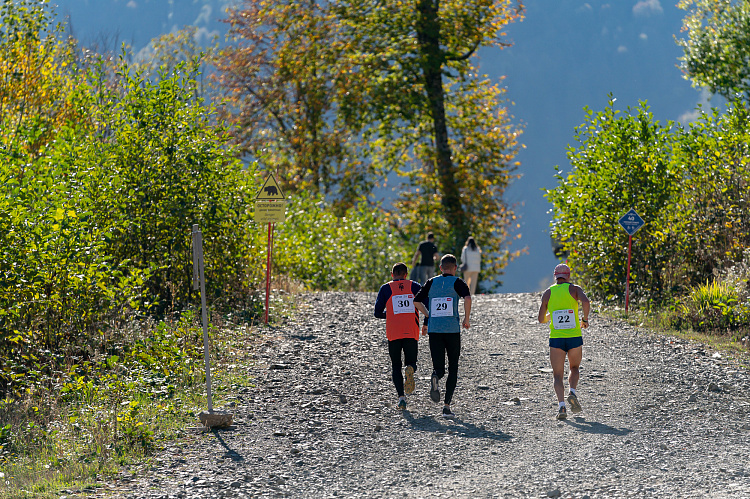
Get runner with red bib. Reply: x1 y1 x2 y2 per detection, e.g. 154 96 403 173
374 262 423 410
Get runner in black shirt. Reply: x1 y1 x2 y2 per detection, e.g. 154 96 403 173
411 232 440 284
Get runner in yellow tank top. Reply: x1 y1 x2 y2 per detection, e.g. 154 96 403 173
538 264 591 420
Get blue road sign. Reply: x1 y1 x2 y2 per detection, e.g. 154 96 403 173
618 209 645 236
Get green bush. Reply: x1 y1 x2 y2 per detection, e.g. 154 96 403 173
91 62 261 312
676 280 738 330
272 193 412 291
548 97 750 307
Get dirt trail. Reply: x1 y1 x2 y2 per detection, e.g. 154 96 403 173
110 292 750 498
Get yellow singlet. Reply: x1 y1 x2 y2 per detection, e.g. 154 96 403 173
548 283 581 338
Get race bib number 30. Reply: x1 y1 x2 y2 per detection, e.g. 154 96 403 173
391 294 414 315
431 297 454 317
552 309 576 330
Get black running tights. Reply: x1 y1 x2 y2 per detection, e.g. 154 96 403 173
428 332 461 404
388 338 418 397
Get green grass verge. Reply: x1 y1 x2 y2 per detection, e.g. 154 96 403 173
0 291 295 498
602 305 750 365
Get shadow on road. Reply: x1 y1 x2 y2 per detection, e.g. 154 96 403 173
563 416 632 436
402 411 512 441
210 428 245 461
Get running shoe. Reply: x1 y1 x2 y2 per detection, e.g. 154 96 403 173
397 399 407 411
430 373 440 403
404 365 415 395
567 392 582 413
442 406 455 418
556 405 567 420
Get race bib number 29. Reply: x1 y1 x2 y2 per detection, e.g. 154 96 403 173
431 297 454 317
552 309 576 330
391 294 414 315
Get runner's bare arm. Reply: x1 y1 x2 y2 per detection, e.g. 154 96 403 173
415 302 429 338
462 296 471 329
580 287 591 328
570 285 591 328
538 289 551 323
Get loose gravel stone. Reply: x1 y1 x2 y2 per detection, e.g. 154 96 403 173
107 292 750 498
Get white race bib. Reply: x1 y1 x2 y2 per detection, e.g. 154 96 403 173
431 297 455 317
552 309 576 330
391 294 414 315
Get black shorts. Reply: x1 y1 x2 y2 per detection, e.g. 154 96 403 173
549 336 583 352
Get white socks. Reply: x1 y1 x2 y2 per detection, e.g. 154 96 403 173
570 388 576 396
559 401 565 409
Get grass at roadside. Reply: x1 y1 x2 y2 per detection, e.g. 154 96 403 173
0 289 296 499
602 306 750 366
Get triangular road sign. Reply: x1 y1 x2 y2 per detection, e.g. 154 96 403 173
256 174 285 200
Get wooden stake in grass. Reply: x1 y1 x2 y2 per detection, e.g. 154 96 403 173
192 225 233 428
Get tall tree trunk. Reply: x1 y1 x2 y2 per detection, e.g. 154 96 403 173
416 0 467 253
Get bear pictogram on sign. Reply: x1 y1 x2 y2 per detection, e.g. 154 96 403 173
256 174 285 200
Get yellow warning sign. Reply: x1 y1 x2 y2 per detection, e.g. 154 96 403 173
256 174 285 200
255 201 286 224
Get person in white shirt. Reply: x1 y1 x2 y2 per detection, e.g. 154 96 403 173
459 236 482 294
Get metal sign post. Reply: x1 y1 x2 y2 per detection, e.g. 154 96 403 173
192 225 213 412
264 222 273 324
617 209 646 314
254 174 286 325
191 225 233 428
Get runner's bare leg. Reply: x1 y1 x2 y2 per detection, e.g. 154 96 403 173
550 347 567 402
567 346 582 392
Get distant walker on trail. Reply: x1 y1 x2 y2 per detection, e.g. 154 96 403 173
414 254 471 418
459 236 482 295
374 262 423 411
538 263 591 420
411 232 440 284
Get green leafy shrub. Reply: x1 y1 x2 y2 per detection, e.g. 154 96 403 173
91 61 261 312
272 193 412 291
675 280 738 330
0 50 261 396
548 97 750 307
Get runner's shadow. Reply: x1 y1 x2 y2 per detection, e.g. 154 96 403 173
402 411 512 441
563 416 632 436
210 428 245 462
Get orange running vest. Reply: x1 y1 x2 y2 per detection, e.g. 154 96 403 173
385 280 420 341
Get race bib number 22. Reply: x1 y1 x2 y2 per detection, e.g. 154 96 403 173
552 309 576 330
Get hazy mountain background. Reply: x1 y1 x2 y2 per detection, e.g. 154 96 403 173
52 0 710 293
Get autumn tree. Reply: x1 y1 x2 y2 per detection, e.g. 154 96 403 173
676 0 750 103
0 0 83 157
215 0 524 282
336 0 524 264
214 0 370 207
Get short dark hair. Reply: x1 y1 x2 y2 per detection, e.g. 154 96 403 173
440 254 457 267
392 262 408 277
426 232 434 240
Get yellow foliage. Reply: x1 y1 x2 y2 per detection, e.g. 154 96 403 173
0 2 85 156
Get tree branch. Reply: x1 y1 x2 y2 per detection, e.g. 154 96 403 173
445 36 481 62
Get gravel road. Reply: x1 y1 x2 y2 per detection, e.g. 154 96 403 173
110 292 750 498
